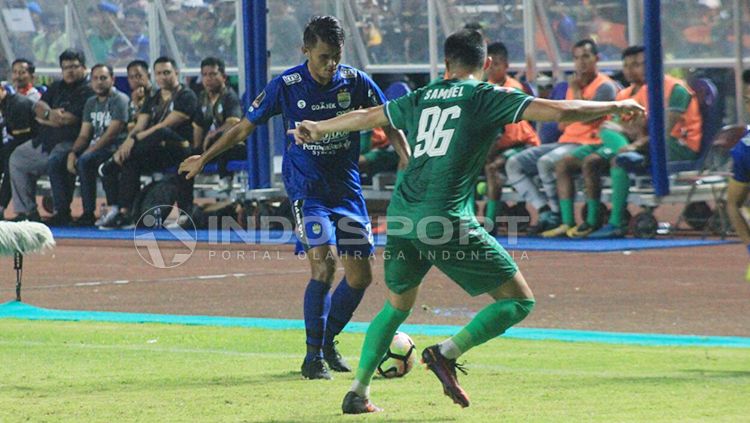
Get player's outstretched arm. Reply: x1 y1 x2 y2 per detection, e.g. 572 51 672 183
289 105 389 144
179 118 256 180
522 98 645 123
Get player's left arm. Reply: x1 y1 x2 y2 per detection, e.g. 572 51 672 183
381 125 411 169
289 105 389 144
727 178 750 246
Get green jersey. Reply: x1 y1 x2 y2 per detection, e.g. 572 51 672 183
384 78 533 239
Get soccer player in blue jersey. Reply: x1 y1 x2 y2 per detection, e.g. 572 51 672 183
180 16 409 380
727 70 750 271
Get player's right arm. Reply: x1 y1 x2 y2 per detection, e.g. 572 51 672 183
289 105 389 143
521 98 644 123
179 118 256 180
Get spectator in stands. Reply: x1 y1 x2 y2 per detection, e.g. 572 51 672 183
268 2 303 65
87 4 121 64
111 7 150 66
193 57 244 192
32 15 68 67
482 41 540 233
99 56 198 229
9 49 94 224
0 83 37 220
64 64 128 227
189 8 227 64
11 59 42 102
505 39 618 236
726 70 750 262
586 46 703 239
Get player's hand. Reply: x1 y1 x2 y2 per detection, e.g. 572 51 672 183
114 137 135 165
614 99 645 119
66 152 77 175
179 155 205 180
287 121 322 144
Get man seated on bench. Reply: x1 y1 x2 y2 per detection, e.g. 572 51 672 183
64 64 129 227
99 56 198 229
192 57 243 192
582 46 703 239
482 41 540 234
506 39 618 236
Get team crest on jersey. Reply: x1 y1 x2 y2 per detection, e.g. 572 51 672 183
297 100 306 109
339 68 356 79
337 90 351 109
251 90 266 108
282 73 302 85
311 223 322 235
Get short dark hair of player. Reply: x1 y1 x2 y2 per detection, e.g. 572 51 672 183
200 57 226 76
59 49 86 67
91 63 113 77
12 58 35 74
303 15 345 48
573 38 599 55
154 56 178 70
743 69 750 85
487 42 508 62
444 29 486 70
127 60 149 74
621 45 645 59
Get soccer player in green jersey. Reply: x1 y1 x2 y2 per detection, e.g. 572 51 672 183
290 29 643 414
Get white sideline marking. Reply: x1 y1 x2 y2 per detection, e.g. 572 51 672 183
1 269 309 293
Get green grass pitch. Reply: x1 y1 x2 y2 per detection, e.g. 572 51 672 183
0 319 748 422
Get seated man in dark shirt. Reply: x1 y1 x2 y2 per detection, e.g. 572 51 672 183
192 57 243 191
99 56 198 229
0 83 37 220
9 49 94 224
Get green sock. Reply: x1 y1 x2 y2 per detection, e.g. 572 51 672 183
354 301 411 386
560 198 575 226
609 166 630 227
586 198 600 226
451 299 535 355
486 200 498 225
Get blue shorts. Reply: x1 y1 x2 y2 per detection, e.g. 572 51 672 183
292 195 374 257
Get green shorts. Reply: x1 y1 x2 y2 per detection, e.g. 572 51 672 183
384 222 519 297
569 129 630 161
363 148 399 174
666 137 699 161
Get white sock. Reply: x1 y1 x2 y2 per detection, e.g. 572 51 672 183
350 379 370 398
438 338 462 360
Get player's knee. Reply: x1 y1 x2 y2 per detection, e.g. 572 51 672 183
310 256 337 283
505 155 522 177
347 272 372 289
512 298 535 322
537 155 557 175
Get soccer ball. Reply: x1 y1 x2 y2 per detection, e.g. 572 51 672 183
377 332 416 378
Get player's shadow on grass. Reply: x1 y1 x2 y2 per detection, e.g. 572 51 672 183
682 369 750 379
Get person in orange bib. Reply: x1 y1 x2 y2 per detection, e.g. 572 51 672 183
482 41 540 233
587 45 703 239
505 39 618 235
